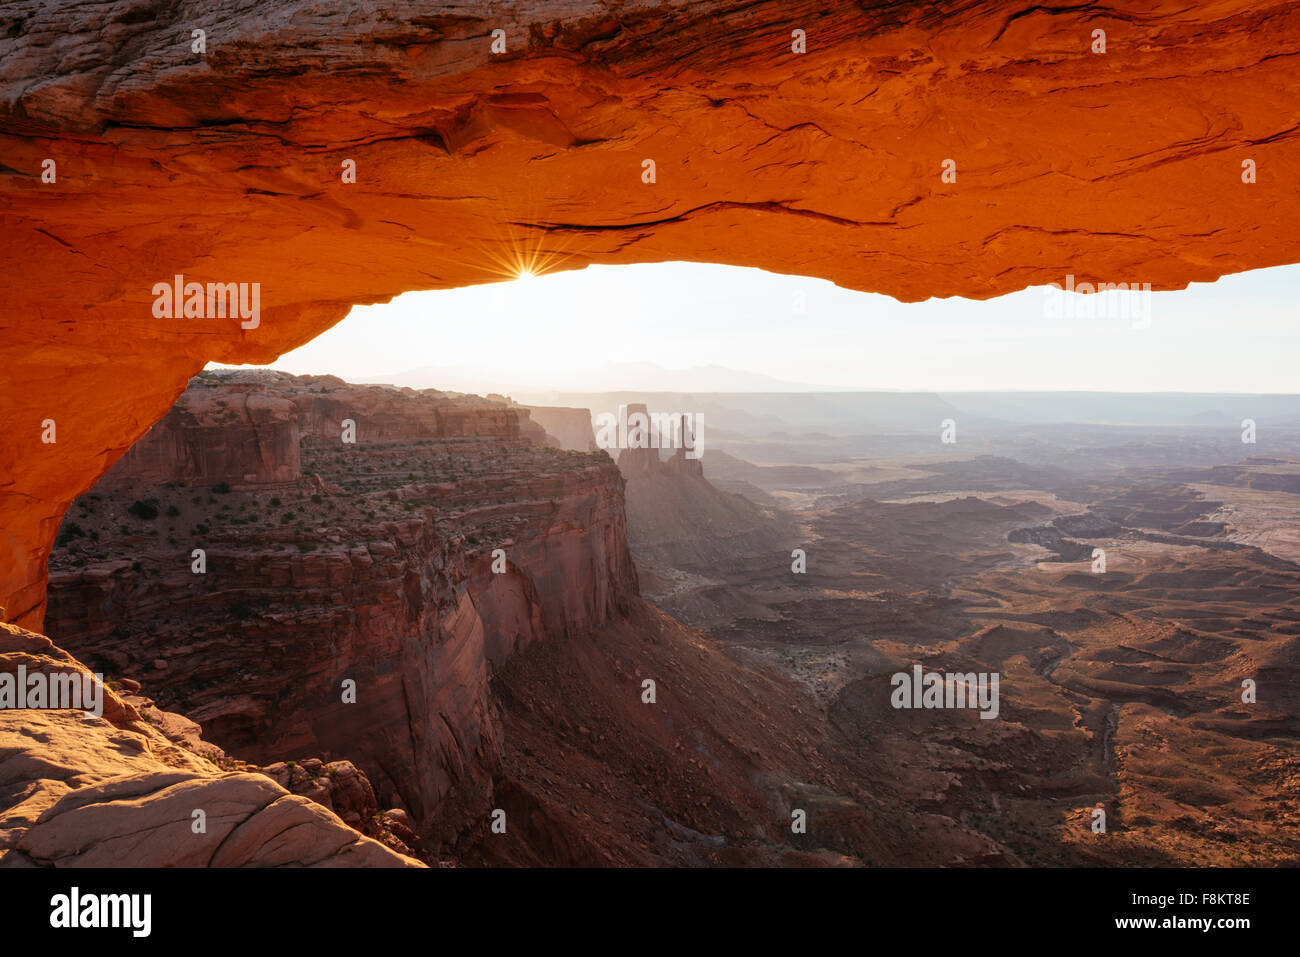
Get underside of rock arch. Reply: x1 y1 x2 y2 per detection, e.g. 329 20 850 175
3 0 1300 628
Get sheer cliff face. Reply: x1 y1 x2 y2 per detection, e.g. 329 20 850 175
44 373 637 833
3 1 1300 627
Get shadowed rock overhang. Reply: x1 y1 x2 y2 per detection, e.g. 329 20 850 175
2 0 1299 628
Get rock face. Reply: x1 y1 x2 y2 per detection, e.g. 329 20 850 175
521 406 597 452
0 622 422 867
616 413 795 605
3 1 1300 628
104 371 539 489
103 384 302 488
43 371 637 839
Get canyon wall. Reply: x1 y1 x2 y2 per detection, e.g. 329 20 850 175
44 372 637 838
4 0 1300 628
102 383 303 488
104 371 538 491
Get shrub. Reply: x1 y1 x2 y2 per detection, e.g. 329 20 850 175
56 522 86 547
127 499 160 520
213 481 231 494
271 496 282 507
166 505 180 517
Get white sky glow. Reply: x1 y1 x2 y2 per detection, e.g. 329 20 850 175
226 261 1300 394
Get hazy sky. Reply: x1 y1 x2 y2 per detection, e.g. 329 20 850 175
230 261 1300 394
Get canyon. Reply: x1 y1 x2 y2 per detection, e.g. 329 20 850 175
7 374 1300 867
19 373 954 865
613 396 1300 866
2 0 1299 871
35 371 635 856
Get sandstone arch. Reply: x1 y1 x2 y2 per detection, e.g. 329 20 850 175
3 0 1300 628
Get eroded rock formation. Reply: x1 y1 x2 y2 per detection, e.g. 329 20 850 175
43 371 637 841
4 1 1300 627
615 407 797 609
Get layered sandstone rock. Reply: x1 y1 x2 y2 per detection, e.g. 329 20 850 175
44 372 637 841
0 622 422 867
103 383 302 488
615 409 796 613
4 1 1300 627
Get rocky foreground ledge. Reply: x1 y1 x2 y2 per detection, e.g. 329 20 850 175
0 621 422 867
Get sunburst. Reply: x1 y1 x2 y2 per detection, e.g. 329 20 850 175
466 225 575 284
